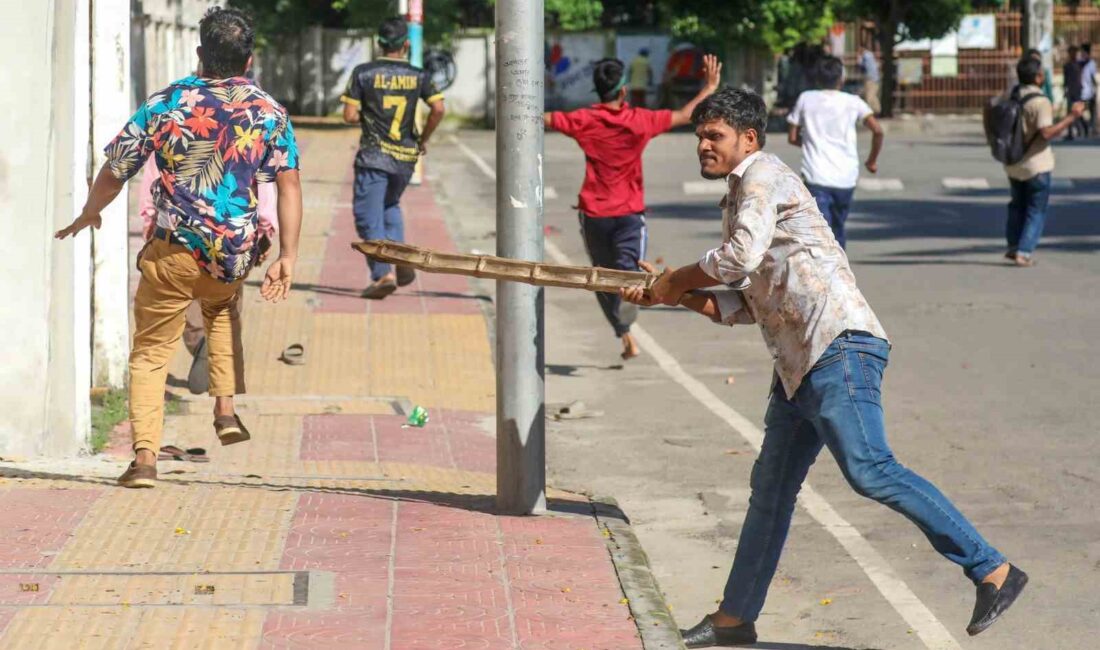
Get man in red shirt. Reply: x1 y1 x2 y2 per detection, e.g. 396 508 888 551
545 55 722 359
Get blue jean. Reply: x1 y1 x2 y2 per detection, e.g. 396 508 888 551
579 212 647 337
1007 172 1051 257
806 183 855 249
720 332 1005 622
353 167 411 280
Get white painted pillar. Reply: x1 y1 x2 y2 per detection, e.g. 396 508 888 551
91 0 132 389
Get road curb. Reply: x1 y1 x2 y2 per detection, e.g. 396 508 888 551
592 496 686 650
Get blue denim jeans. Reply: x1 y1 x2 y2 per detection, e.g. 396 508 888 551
720 332 1005 622
1007 171 1052 257
353 167 411 280
806 183 856 249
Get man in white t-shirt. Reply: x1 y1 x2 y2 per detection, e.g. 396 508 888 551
787 56 884 248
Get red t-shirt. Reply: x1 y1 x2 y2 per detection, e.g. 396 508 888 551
550 104 673 218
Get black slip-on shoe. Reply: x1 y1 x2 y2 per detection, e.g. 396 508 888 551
967 565 1028 636
680 615 757 648
362 278 397 300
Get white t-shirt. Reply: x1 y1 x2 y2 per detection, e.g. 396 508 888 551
787 90 874 189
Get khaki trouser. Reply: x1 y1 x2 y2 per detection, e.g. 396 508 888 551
130 239 245 453
182 291 245 355
862 79 881 114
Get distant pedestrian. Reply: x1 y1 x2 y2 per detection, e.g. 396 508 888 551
544 55 721 360
620 86 1026 648
787 56 884 249
1064 45 1084 139
990 57 1084 267
55 7 303 488
342 17 446 299
1079 43 1096 133
857 44 881 114
629 47 653 108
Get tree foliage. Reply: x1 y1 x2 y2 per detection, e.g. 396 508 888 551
659 0 835 53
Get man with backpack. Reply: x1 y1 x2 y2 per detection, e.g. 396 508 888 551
985 57 1083 267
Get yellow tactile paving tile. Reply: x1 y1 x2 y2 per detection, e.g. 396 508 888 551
368 314 496 412
0 607 265 650
46 572 294 606
53 487 297 572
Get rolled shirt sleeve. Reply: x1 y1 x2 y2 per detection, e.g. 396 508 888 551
698 172 776 287
712 290 756 326
103 97 162 183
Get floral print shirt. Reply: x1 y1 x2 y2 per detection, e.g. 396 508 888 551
105 75 298 282
701 151 888 397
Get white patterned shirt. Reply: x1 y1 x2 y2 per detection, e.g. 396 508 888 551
698 151 888 397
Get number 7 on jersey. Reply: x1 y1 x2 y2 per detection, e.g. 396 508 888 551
382 95 408 141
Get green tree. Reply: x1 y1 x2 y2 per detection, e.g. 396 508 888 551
657 0 834 54
834 0 975 116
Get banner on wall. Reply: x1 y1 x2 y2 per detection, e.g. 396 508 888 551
546 33 609 110
958 14 997 49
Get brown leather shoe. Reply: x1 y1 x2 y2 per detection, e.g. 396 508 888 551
214 414 251 446
117 462 157 489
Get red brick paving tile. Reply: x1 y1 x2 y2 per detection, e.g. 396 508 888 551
261 612 386 649
280 493 394 571
300 415 375 462
373 417 455 469
0 489 102 569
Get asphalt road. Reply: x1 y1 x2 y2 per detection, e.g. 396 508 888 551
430 121 1100 650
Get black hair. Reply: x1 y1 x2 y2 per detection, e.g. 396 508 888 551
1083 42 1093 55
1026 48 1041 60
691 87 768 147
1017 56 1043 85
198 6 254 78
593 58 626 102
378 17 409 53
815 56 845 89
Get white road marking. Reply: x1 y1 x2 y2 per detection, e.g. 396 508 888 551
1051 178 1075 190
858 177 905 191
942 177 990 190
683 180 728 196
545 186 558 200
452 135 963 650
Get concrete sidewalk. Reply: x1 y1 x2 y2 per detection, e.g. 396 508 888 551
0 126 670 649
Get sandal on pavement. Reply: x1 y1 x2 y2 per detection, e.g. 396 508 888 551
362 278 397 300
214 414 251 446
158 445 210 463
117 462 157 489
279 343 306 366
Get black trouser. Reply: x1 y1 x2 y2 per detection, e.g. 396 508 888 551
579 212 646 338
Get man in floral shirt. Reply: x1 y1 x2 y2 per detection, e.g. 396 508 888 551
56 7 303 488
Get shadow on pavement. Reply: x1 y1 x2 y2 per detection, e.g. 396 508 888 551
0 465 630 522
752 643 877 650
546 363 624 376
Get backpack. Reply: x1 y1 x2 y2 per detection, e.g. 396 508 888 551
984 87 1043 165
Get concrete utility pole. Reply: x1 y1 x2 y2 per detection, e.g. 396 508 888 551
91 0 132 389
1024 0 1054 76
494 0 546 514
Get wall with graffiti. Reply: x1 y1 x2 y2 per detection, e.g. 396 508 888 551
545 33 611 110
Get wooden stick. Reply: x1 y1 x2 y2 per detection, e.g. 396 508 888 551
351 240 657 293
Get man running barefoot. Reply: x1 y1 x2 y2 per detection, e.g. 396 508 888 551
544 54 721 360
621 87 1026 647
342 17 446 299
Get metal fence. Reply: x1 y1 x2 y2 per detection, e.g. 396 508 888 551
845 7 1100 113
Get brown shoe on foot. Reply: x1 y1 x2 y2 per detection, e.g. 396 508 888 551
118 462 157 488
214 414 251 446
362 278 397 300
